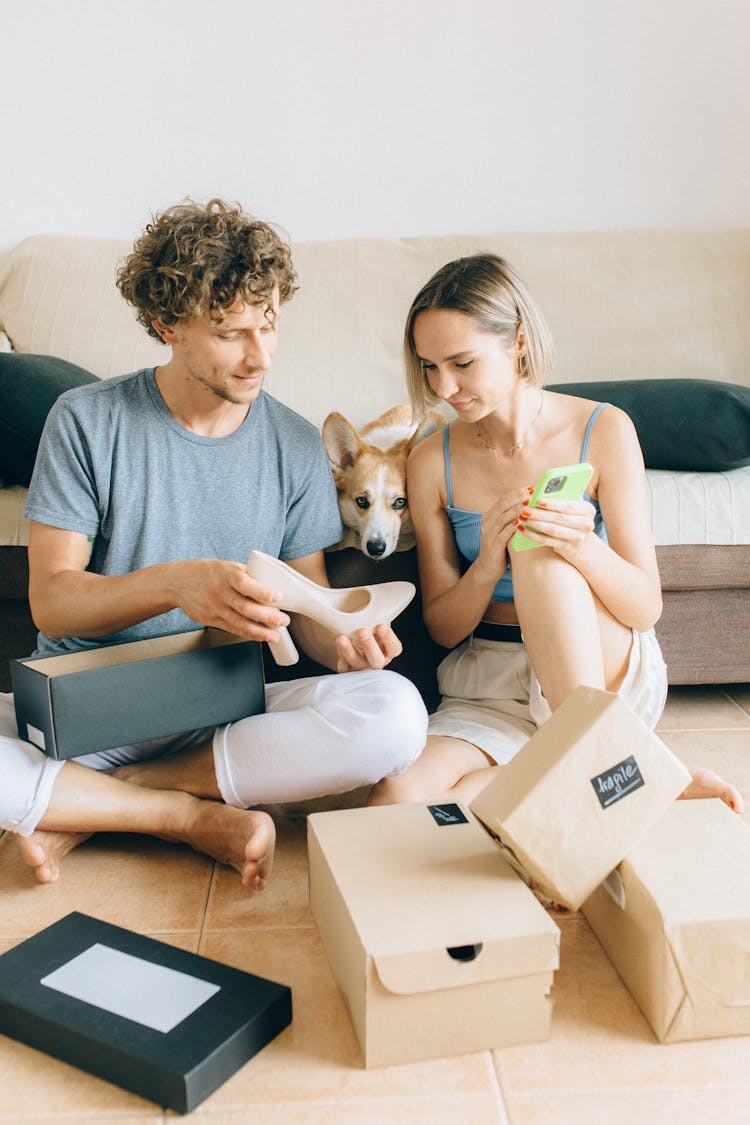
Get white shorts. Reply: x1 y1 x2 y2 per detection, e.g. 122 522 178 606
427 627 667 765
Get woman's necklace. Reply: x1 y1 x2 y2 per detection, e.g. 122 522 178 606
475 389 544 459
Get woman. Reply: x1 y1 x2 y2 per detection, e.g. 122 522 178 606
369 254 741 811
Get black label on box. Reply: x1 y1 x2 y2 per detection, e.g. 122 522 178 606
428 803 468 826
591 755 645 808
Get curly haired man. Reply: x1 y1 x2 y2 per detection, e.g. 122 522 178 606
0 199 427 887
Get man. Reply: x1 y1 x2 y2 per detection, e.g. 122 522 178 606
0 199 427 888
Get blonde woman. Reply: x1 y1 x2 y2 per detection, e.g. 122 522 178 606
369 254 741 812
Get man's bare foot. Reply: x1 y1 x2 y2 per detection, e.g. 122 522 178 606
182 802 275 890
16 829 92 884
679 767 744 813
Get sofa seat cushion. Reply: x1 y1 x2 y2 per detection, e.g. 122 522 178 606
3 468 749 551
646 466 750 546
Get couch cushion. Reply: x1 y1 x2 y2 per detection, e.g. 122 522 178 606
549 379 750 471
0 234 167 378
2 230 749 429
0 353 99 485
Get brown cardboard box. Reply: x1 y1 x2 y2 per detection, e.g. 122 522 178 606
582 799 750 1042
470 686 691 910
308 802 560 1068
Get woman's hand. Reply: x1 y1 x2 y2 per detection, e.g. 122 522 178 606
514 497 597 561
474 486 532 581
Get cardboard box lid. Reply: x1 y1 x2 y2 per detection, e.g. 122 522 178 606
0 911 292 1113
624 799 750 918
308 804 559 993
469 686 691 909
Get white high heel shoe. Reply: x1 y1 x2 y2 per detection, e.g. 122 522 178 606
246 550 416 666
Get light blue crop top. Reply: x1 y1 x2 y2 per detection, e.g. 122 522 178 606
445 403 609 602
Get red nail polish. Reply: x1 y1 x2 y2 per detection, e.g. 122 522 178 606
538 501 548 508
522 509 531 518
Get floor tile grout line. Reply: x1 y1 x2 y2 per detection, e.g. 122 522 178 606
722 685 750 718
486 1047 512 1125
197 859 218 949
658 724 750 733
182 1092 515 1114
504 1081 750 1100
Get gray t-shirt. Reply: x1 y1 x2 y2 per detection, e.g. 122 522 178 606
24 369 343 657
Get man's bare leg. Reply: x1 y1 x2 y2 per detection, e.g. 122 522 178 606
14 759 274 888
115 738 219 796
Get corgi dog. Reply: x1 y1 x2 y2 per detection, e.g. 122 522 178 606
322 405 445 559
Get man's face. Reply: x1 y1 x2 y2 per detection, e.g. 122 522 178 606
167 292 280 407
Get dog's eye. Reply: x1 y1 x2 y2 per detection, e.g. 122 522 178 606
355 496 370 510
391 497 407 510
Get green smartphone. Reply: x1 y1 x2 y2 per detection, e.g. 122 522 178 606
511 462 594 552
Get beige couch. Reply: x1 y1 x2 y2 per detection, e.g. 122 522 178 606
1 229 749 697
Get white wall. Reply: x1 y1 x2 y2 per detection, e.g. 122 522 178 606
2 0 748 252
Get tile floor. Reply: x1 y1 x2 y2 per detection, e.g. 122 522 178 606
1 684 749 1124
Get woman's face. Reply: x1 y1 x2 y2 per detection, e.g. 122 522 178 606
412 307 520 420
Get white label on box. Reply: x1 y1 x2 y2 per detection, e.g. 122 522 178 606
26 723 46 750
602 869 627 909
40 943 221 1033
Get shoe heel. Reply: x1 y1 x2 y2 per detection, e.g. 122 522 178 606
268 625 299 666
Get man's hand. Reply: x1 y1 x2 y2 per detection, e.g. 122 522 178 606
171 559 292 642
335 623 403 672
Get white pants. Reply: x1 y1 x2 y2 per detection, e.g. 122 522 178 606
427 627 668 765
0 670 427 836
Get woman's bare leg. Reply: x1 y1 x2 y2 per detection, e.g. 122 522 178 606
368 735 497 805
512 547 742 811
510 546 632 706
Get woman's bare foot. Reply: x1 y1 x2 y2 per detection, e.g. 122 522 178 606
16 829 92 884
182 801 275 890
679 767 744 813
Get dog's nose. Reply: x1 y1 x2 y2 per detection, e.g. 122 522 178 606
366 539 388 558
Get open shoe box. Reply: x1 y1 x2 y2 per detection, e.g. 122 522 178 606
11 627 265 759
470 686 692 911
308 801 560 1068
582 798 750 1042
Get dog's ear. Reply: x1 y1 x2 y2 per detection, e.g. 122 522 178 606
322 412 363 471
407 410 446 451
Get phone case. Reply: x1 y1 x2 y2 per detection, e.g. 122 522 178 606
511 462 594 552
